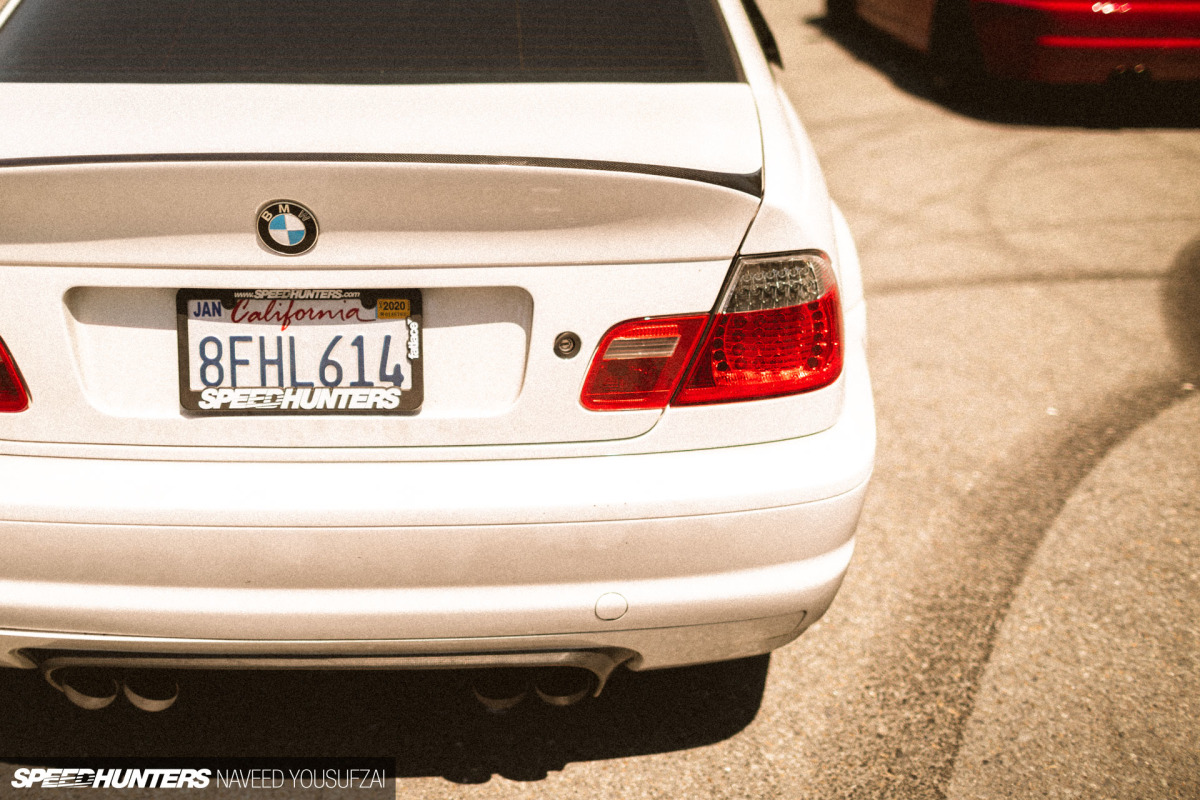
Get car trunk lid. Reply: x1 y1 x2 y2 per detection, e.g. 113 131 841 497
0 83 763 450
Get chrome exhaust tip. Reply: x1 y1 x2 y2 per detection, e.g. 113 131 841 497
51 668 120 711
471 668 529 714
532 667 593 707
122 670 180 713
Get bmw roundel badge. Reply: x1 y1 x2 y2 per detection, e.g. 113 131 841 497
257 200 319 256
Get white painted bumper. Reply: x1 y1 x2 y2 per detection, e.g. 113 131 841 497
0 351 874 672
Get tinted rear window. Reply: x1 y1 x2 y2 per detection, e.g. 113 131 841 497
0 0 739 83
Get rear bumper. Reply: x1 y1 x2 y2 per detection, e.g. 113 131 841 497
972 0 1200 82
0 350 874 673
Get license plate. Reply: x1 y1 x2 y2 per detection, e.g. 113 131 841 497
176 288 423 415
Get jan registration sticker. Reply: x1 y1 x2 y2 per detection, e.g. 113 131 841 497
176 288 423 415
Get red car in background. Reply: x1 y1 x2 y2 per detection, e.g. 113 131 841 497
830 0 1200 84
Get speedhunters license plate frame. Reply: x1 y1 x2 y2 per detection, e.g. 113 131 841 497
176 288 423 416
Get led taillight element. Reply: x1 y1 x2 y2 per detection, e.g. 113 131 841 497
0 338 29 413
675 252 842 405
580 317 707 410
579 251 843 412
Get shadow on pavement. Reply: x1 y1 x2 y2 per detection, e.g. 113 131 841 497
0 655 769 783
809 14 1200 129
1162 235 1200 377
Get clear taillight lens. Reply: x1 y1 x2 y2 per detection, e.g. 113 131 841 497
0 338 29 413
579 316 707 410
675 251 842 405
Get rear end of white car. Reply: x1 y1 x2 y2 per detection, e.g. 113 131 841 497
0 0 873 709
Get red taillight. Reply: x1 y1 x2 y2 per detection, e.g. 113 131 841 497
580 316 707 410
0 338 29 413
676 252 842 405
579 251 842 411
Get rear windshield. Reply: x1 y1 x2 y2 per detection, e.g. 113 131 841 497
0 0 739 83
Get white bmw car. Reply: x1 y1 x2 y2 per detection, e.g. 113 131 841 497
0 0 874 712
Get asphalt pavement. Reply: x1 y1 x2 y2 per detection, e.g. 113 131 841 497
1 2 1198 798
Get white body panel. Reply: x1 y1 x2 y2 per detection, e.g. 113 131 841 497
0 161 760 267
0 83 762 176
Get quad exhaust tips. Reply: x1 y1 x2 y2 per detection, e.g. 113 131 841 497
471 667 596 712
45 667 178 712
49 664 595 714
34 647 632 713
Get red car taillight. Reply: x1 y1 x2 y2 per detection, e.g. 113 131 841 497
0 338 29 413
580 251 842 411
579 316 708 410
675 252 842 405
